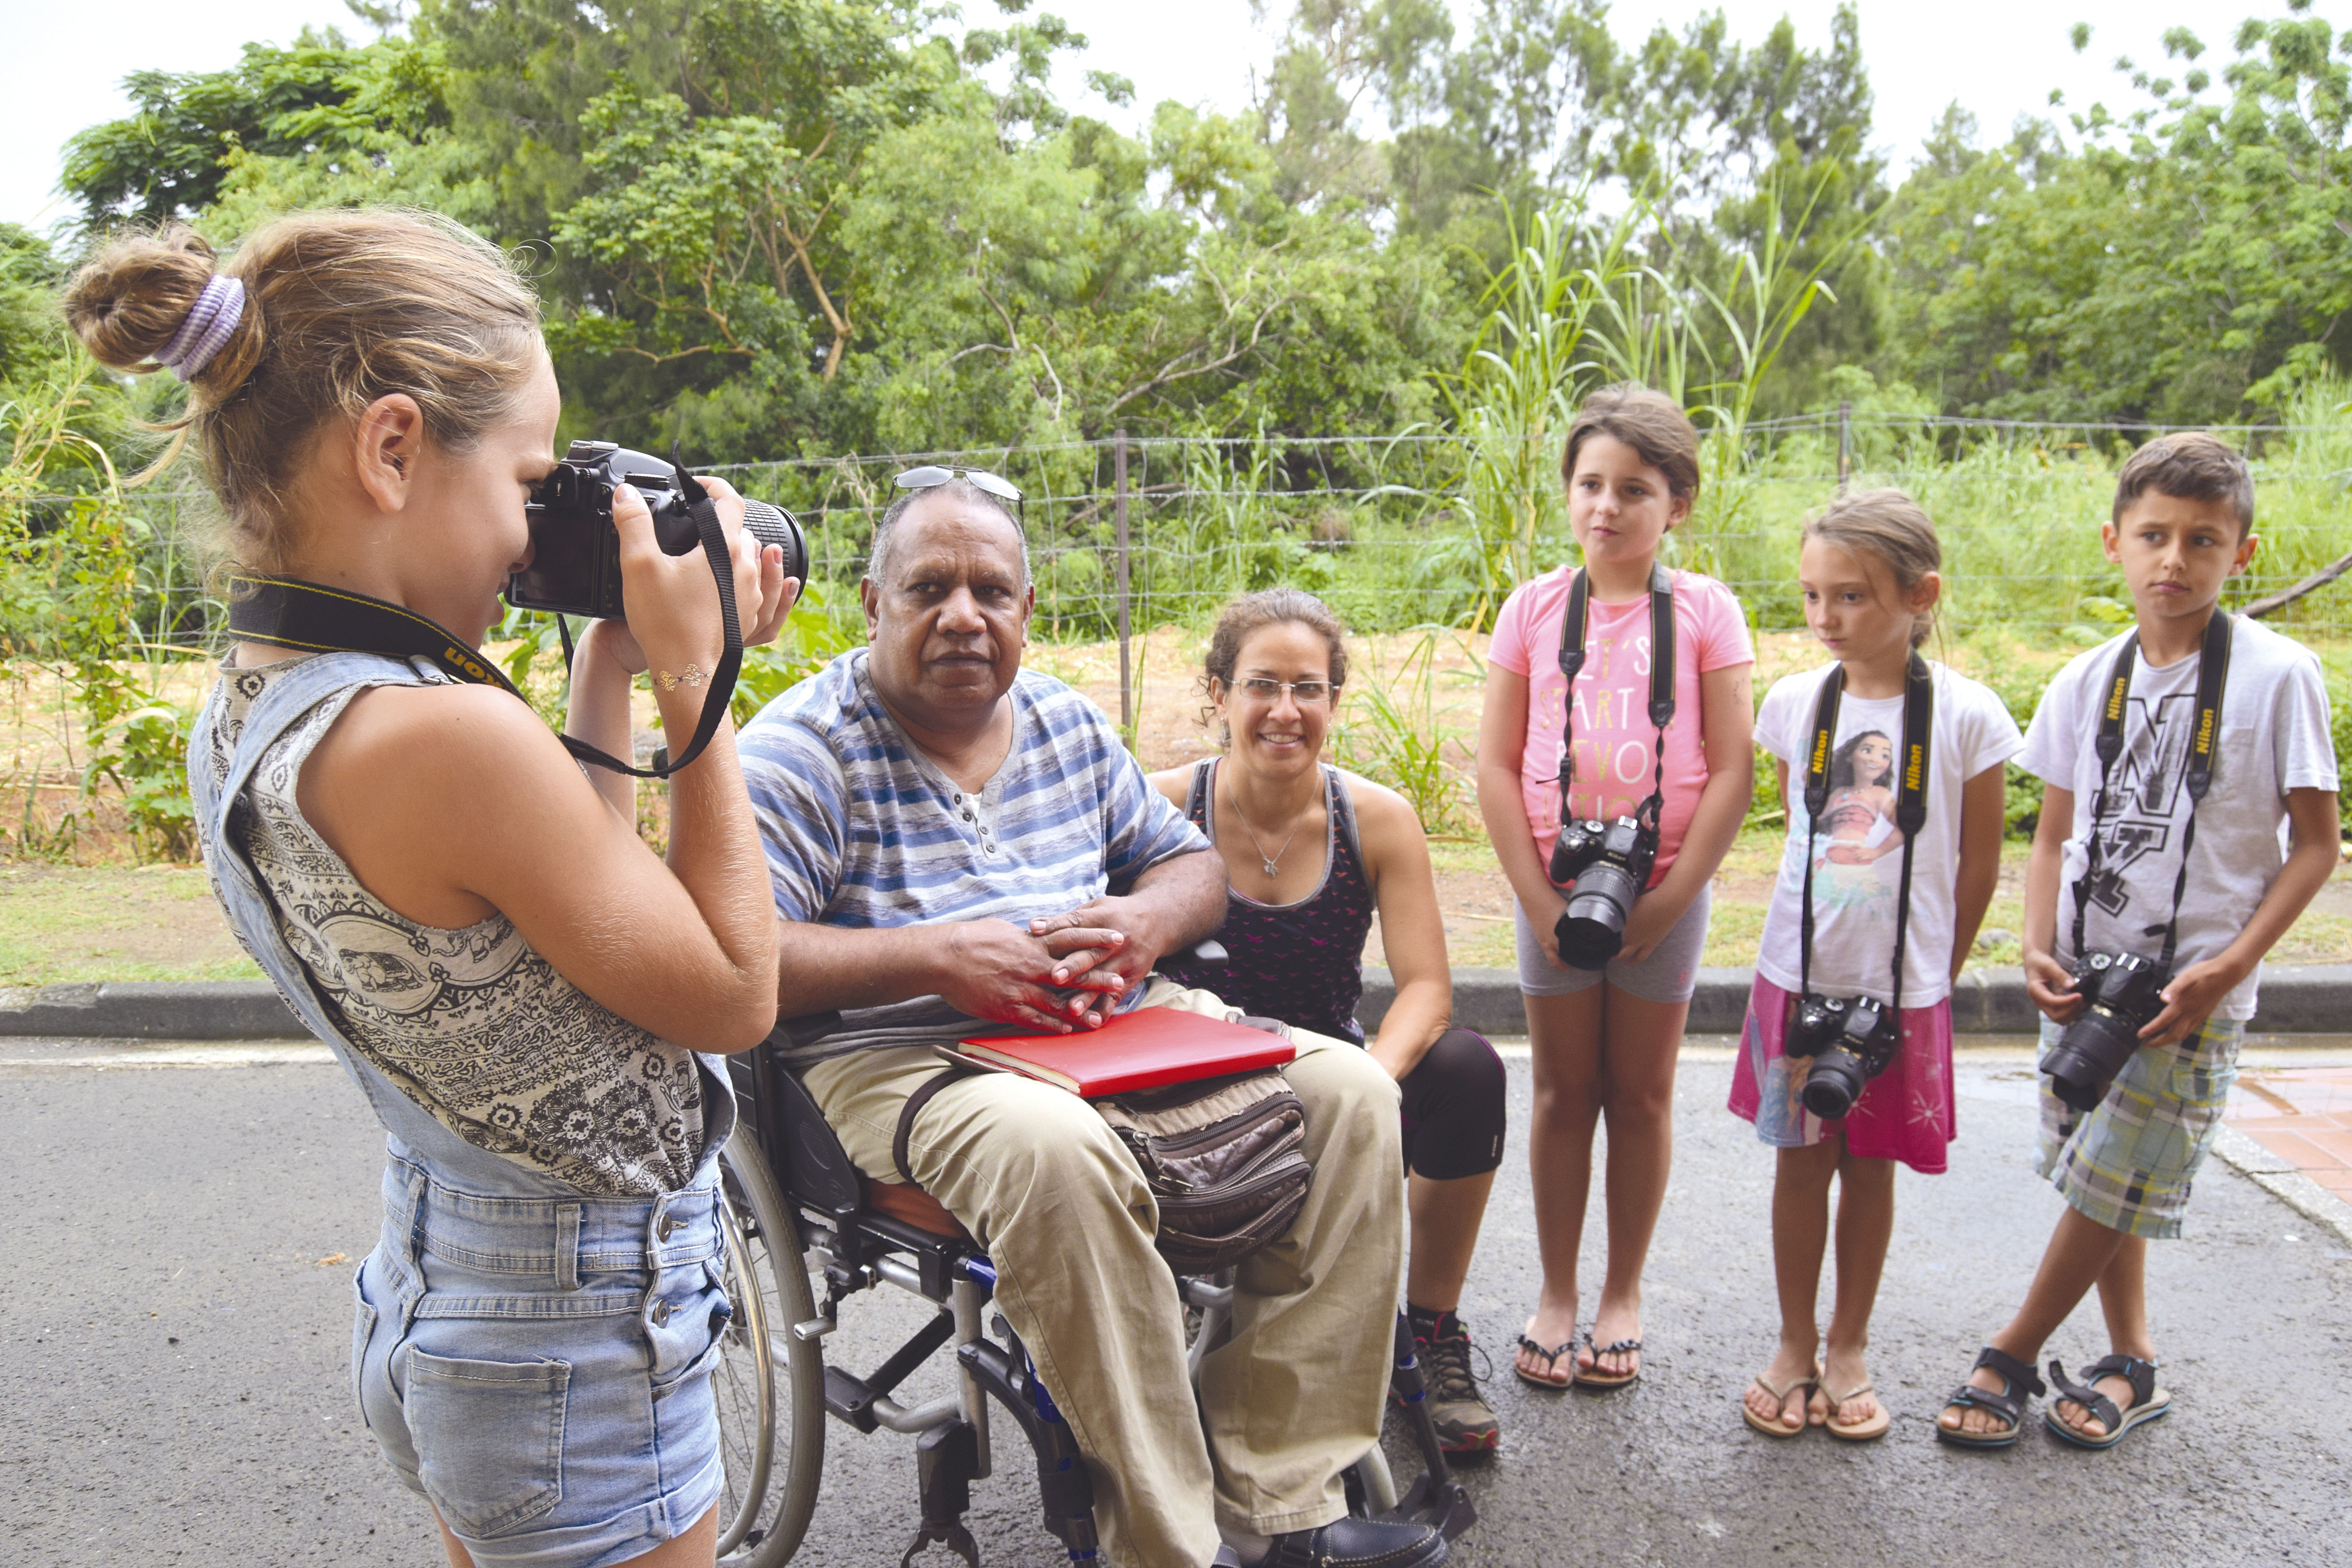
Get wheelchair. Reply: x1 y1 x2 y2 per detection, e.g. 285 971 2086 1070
700 1015 1478 1566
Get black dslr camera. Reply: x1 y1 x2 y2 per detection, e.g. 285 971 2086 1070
2041 950 2169 1112
507 441 808 621
1549 814 1659 970
1786 993 1902 1120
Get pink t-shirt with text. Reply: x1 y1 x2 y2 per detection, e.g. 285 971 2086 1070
1488 566 1754 886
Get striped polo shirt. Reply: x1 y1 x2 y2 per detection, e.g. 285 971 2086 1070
740 649 1209 1064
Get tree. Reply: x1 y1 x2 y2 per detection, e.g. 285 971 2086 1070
58 33 461 232
1881 6 2352 422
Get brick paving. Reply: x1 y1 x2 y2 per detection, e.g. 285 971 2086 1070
2229 1064 2352 1194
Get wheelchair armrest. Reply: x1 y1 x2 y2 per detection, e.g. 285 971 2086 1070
740 1043 864 1214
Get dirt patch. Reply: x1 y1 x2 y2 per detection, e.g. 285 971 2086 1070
0 863 260 985
5 633 2346 985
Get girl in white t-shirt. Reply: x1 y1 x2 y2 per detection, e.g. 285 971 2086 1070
1730 490 2022 1441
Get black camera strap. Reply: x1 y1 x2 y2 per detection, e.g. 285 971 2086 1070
1556 562 1676 837
2070 610 2233 974
226 573 527 694
1796 652 1935 1015
222 482 743 780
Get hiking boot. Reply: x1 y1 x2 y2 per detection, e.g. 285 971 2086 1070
1414 1315 1500 1454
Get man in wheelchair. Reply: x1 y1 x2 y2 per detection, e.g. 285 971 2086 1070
738 472 1448 1568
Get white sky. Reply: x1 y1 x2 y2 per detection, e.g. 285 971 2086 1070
5 0 2334 232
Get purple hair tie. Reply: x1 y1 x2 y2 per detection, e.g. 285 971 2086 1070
156 275 245 382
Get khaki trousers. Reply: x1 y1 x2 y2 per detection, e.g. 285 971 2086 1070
803 980 1403 1568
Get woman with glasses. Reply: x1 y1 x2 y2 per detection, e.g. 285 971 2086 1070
1151 589 1508 1457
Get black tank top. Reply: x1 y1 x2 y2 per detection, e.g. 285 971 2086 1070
1156 759 1375 1044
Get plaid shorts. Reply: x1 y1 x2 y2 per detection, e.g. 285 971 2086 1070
2035 1014 2244 1240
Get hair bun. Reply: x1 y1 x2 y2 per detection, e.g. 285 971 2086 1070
63 224 224 374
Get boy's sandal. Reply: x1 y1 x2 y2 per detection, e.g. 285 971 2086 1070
1935 1345 2046 1449
1573 1332 1642 1390
2043 1355 2171 1450
1822 1379 1891 1442
1740 1362 1820 1438
1514 1335 1576 1391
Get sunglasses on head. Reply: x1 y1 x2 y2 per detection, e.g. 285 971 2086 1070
893 465 1025 520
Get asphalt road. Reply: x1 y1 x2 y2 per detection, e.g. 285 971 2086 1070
4 1047 2348 1568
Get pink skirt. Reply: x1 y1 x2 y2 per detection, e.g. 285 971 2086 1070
1727 975 1956 1174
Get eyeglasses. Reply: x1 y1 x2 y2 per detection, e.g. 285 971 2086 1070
1231 677 1338 705
893 465 1025 520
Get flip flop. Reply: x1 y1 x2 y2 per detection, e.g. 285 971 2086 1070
2043 1355 2171 1450
1822 1379 1891 1442
1741 1363 1819 1437
1514 1333 1576 1390
1573 1332 1641 1390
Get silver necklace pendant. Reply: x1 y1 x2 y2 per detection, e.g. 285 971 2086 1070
1261 856 1281 877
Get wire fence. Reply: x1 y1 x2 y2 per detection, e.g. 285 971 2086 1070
49 412 2352 681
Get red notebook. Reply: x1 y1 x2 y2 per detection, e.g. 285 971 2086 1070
944 1007 1294 1098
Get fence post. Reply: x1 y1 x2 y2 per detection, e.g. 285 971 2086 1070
1114 430 1132 734
1836 400 1853 494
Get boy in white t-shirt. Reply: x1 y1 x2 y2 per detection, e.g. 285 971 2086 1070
1938 433 2341 1452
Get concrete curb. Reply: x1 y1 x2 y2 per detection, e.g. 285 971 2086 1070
1358 964 2352 1038
5 964 2348 1042
2209 1123 2352 1248
0 983 312 1042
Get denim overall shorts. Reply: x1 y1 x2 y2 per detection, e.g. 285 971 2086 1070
194 652 741 1568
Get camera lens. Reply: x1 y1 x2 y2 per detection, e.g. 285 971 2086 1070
1800 1047 1868 1120
1557 861 1638 969
742 499 810 584
2042 1007 2143 1112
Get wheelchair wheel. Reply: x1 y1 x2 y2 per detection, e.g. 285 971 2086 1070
715 1124 826 1566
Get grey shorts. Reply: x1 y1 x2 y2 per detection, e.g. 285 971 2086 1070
1513 883 1713 1004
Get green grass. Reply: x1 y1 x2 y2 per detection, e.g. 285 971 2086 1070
0 864 261 986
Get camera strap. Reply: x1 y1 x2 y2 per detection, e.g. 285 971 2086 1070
1796 652 1935 1014
2070 610 2233 974
221 485 743 781
1556 562 1676 835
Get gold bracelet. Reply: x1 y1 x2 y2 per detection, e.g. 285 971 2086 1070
653 664 707 692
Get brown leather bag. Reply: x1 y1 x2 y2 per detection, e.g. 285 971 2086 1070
893 1041 1314 1276
1092 1067 1313 1274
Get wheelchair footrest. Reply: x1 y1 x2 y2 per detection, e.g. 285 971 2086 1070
900 1421 983 1568
824 1365 885 1434
1395 1472 1478 1542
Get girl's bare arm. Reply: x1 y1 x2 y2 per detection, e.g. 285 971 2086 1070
1948 762 2008 982
1619 661 1754 960
1349 773 1453 1081
1477 665 1566 960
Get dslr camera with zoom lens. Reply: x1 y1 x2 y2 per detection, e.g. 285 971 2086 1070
2041 950 2169 1112
507 441 808 622
1785 993 1902 1120
1549 814 1659 970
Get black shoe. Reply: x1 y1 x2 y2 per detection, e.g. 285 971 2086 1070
1257 1515 1446 1568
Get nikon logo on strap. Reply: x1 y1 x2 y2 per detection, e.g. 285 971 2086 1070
441 644 499 686
227 573 522 698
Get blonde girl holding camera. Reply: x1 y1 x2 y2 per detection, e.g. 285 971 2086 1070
67 211 795 1568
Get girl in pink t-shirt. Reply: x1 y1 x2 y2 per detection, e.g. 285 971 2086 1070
1477 385 1755 1392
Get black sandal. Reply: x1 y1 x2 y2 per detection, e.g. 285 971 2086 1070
2044 1355 2171 1449
1573 1332 1641 1390
1936 1345 2045 1448
1514 1334 1576 1390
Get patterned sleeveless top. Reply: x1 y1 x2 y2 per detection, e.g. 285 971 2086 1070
198 658 711 1197
1157 759 1375 1043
